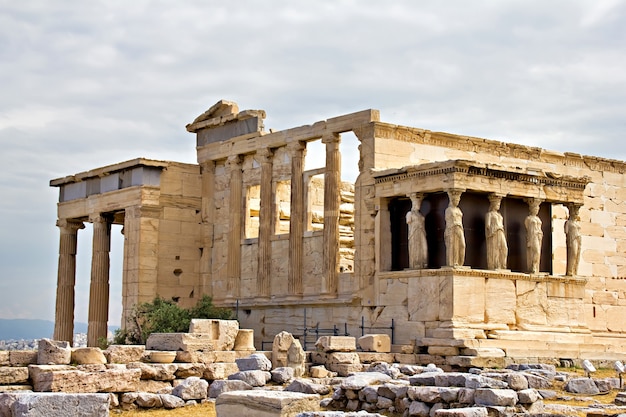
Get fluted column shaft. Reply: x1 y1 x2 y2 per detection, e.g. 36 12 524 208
227 155 243 298
87 214 111 347
322 133 341 295
257 148 274 297
288 142 306 295
53 219 84 345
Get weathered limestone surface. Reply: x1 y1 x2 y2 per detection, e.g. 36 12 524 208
105 345 145 364
71 347 107 365
176 350 236 364
272 332 306 378
171 376 208 400
145 333 216 352
215 390 321 417
31 367 141 393
209 380 254 398
126 362 177 381
358 334 391 353
0 367 29 385
135 392 163 408
10 393 110 417
175 363 206 378
189 319 240 351
135 380 173 394
315 337 356 353
36 339 71 365
204 363 240 380
236 353 272 371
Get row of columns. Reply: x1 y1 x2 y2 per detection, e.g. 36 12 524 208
407 190 582 276
219 132 342 299
53 214 112 347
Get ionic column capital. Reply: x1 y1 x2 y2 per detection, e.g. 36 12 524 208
89 213 112 224
287 140 306 155
56 219 85 233
200 160 216 173
226 154 242 168
256 147 274 163
322 132 341 145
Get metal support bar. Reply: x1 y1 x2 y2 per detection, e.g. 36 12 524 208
359 316 395 344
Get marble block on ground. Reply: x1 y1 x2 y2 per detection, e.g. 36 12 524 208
216 390 320 417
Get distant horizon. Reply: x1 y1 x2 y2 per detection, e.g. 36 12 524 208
0 317 121 327
0 318 119 341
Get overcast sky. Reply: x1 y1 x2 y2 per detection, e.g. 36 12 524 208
1 1 625 327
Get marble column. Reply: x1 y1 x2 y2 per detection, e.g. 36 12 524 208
226 155 243 298
87 213 112 347
288 141 306 295
53 219 84 345
257 147 274 297
322 133 341 295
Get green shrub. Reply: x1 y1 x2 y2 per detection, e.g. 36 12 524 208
114 295 234 345
189 295 234 320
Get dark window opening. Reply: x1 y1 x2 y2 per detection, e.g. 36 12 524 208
459 193 489 269
389 198 410 271
423 193 447 269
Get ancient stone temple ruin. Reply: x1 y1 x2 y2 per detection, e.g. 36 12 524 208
51 100 626 362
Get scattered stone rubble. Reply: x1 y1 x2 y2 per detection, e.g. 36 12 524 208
1 321 626 417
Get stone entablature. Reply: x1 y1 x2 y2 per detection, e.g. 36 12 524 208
51 158 169 203
373 160 590 203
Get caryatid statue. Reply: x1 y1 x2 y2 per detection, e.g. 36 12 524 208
565 203 582 276
525 198 543 274
486 194 508 270
445 189 465 267
406 193 428 269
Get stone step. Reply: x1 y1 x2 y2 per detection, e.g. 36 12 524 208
486 330 594 344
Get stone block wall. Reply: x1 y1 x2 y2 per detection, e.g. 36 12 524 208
152 162 202 310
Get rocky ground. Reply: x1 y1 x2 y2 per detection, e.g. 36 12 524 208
3 331 626 416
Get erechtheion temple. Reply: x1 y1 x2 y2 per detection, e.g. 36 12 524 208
51 100 626 363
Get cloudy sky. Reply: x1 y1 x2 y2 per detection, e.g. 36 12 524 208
1 1 625 327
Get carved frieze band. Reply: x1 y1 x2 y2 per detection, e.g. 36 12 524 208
375 164 589 190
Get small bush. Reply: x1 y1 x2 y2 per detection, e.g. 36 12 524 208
114 295 233 345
